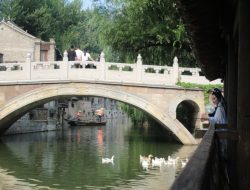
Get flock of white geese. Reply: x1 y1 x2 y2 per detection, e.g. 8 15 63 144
101 154 189 170
139 154 188 170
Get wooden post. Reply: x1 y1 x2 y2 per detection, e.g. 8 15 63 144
225 33 238 190
238 0 250 189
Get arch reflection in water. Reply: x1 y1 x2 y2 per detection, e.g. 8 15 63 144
0 117 196 190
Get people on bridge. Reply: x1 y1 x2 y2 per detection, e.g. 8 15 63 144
82 49 94 61
83 49 95 69
67 45 76 61
75 45 83 61
201 88 227 125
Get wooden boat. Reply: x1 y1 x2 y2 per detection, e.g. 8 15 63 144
67 119 106 126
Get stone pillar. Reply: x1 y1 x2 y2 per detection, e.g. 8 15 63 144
100 52 105 80
238 0 250 189
173 56 179 84
62 50 68 79
63 50 68 61
136 54 142 82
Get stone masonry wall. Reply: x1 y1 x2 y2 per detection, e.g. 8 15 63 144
0 24 35 62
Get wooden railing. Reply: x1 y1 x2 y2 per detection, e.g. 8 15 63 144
171 124 237 190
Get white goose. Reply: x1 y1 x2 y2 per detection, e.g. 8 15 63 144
181 158 189 168
152 157 165 167
141 159 150 170
140 154 153 163
164 156 179 166
102 155 115 164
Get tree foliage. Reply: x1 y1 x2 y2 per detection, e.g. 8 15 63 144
93 0 196 66
0 0 196 66
177 82 223 104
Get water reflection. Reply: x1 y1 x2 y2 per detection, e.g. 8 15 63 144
0 117 196 190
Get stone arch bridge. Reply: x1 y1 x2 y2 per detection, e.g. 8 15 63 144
0 81 205 145
0 54 216 144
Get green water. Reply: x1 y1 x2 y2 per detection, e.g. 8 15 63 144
0 117 196 190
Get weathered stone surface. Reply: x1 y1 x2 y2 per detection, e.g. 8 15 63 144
0 83 204 145
0 21 55 62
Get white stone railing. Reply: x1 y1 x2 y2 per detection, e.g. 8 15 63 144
0 52 222 85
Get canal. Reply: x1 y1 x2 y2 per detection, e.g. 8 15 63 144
0 116 196 190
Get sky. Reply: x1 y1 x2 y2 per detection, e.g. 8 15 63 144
82 0 105 10
82 0 93 9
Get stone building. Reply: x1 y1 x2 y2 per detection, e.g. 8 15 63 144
0 20 55 63
0 20 58 134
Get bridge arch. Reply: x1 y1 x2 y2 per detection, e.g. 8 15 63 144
168 97 202 135
0 83 197 144
176 100 200 134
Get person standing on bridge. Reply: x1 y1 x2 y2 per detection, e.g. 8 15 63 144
74 45 83 68
75 45 83 61
83 48 95 69
201 88 227 125
82 48 94 61
67 45 76 61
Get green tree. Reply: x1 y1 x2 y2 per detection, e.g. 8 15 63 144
0 0 196 66
93 0 196 66
0 0 86 51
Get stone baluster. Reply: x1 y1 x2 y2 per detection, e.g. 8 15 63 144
192 69 199 77
155 68 160 74
63 50 69 79
63 50 68 61
136 54 142 82
172 56 179 84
